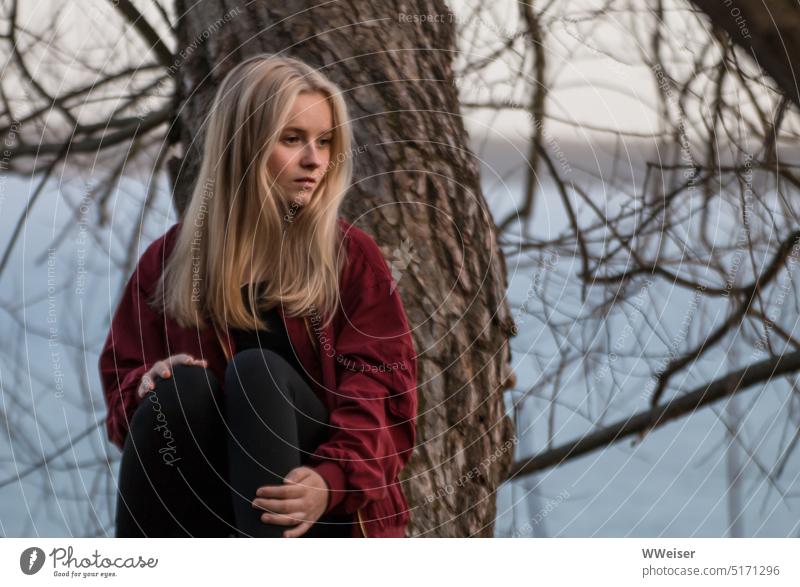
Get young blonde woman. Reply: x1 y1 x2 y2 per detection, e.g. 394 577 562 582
99 54 418 538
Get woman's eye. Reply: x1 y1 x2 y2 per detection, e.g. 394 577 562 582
283 136 299 144
319 138 332 147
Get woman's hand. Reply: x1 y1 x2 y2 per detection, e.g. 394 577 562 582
252 466 330 538
137 353 208 399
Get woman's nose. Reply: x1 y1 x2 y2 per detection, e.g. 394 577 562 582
300 144 322 168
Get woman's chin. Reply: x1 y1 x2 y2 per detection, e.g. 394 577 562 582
287 192 308 207
295 188 317 207
282 182 320 212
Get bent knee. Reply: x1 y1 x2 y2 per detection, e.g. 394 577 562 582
229 348 289 368
138 364 222 423
226 348 292 378
225 348 297 397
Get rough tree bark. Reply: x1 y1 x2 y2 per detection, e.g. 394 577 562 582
168 0 517 537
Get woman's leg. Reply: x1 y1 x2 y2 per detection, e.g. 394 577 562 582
224 348 352 537
115 364 236 537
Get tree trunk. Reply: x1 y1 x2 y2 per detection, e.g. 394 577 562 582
169 0 516 537
691 0 800 107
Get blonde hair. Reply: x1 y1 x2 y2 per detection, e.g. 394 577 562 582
152 54 352 332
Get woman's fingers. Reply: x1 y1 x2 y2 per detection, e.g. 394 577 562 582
251 497 304 515
137 355 208 399
283 521 313 538
165 354 190 369
154 359 171 378
137 375 152 399
138 371 158 398
160 354 208 378
256 483 305 499
166 354 208 371
259 511 309 526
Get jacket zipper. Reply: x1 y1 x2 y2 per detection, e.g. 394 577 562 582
303 315 368 538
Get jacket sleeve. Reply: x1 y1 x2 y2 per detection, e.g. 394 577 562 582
98 237 169 451
307 268 418 516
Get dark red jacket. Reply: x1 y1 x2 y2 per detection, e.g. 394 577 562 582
98 218 418 537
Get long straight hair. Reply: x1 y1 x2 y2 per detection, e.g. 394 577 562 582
152 54 352 332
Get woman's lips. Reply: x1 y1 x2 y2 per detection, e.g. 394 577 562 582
294 178 317 188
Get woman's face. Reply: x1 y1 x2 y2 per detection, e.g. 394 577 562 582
267 91 334 209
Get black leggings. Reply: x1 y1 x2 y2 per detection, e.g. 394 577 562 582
115 348 353 537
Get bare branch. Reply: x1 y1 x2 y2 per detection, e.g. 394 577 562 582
506 349 800 480
107 0 174 69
